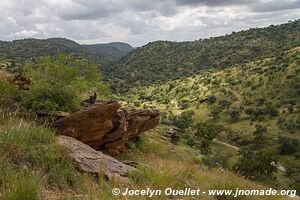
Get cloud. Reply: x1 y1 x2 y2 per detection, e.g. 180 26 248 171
0 0 299 46
250 0 300 12
175 0 256 7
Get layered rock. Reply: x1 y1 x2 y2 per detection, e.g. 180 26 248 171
55 101 160 155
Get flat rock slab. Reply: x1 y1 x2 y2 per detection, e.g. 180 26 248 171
57 135 134 181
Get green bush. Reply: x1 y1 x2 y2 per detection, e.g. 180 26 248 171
21 54 110 112
173 110 195 129
278 136 299 155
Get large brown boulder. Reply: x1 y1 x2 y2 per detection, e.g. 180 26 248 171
55 101 160 155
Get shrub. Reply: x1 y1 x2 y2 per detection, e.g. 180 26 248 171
173 110 195 129
278 136 299 155
202 151 231 170
21 54 109 112
207 95 217 104
264 104 279 117
228 107 240 122
210 106 221 120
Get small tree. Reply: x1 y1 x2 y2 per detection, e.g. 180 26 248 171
236 124 277 181
173 110 195 129
252 124 268 150
194 122 223 154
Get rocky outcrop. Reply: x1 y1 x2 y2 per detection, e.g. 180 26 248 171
57 135 134 181
55 101 160 155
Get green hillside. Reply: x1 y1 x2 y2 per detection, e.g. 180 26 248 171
84 42 134 65
108 20 300 92
0 19 299 199
124 47 300 191
0 38 133 70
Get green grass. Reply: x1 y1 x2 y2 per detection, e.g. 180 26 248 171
0 111 82 199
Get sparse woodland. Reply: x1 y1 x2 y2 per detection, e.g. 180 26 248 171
0 20 299 199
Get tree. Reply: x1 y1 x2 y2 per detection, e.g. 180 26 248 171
194 122 223 154
236 124 278 181
252 124 268 150
173 110 195 129
236 148 278 180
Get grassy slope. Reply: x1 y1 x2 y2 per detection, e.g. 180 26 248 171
0 111 291 200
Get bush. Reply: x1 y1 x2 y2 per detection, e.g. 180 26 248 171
173 110 195 129
228 107 240 121
278 136 299 155
202 151 231 170
264 104 279 117
21 54 109 112
207 95 217 104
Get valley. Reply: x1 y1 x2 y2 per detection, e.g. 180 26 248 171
0 19 299 199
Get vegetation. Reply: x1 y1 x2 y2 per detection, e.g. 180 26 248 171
0 38 133 72
21 54 109 112
0 20 299 199
109 20 300 92
124 46 300 192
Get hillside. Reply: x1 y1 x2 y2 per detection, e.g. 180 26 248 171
124 47 300 192
108 20 300 92
84 42 134 65
0 38 133 69
0 19 299 199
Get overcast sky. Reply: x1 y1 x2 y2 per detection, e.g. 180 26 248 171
0 0 299 46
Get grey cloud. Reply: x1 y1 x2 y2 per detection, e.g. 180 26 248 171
250 0 300 12
0 0 299 46
57 0 123 20
175 0 257 7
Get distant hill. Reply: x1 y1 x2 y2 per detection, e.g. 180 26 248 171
83 42 134 64
0 38 133 67
108 20 300 91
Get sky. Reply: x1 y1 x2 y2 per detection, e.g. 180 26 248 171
0 0 299 47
